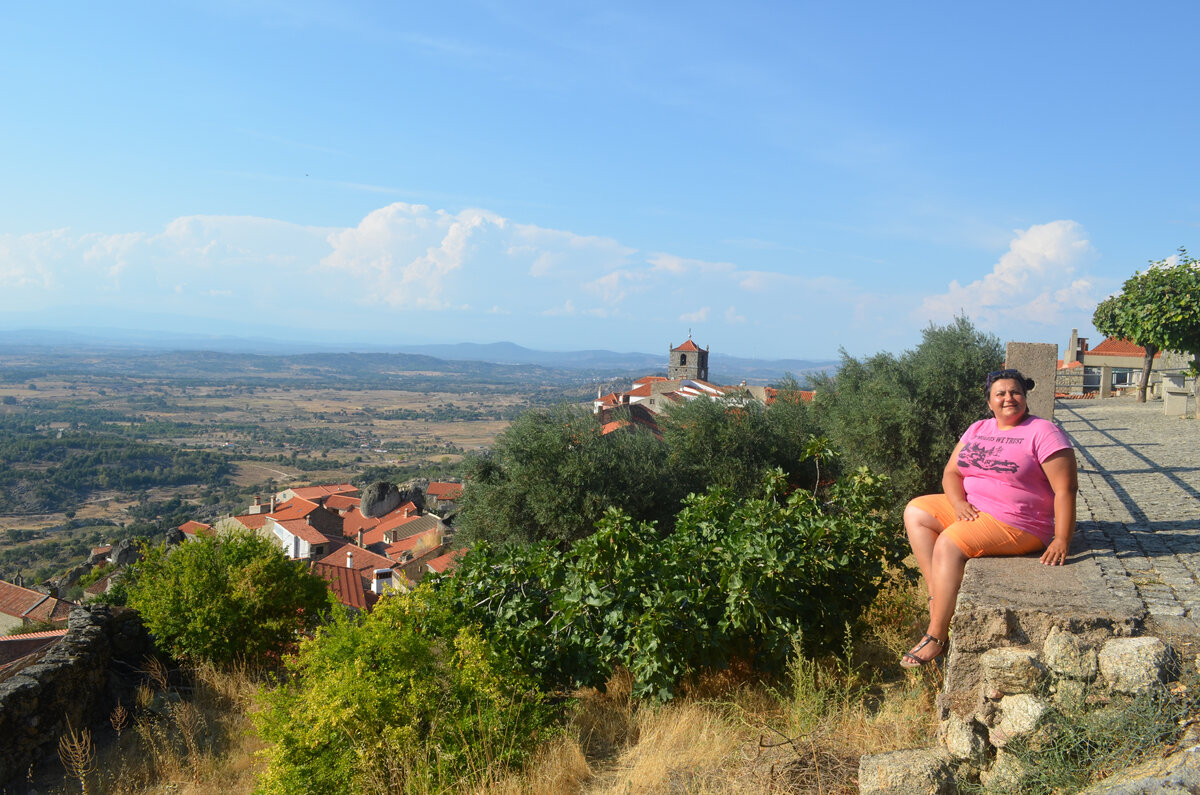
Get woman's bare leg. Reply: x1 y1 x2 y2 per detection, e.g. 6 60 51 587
926 534 967 646
904 504 968 663
904 504 943 599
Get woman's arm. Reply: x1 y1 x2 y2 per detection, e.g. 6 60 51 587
1039 448 1078 565
943 442 978 521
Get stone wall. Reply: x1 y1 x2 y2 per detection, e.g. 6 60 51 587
0 605 155 788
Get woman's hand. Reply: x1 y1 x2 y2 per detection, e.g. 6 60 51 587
951 499 979 522
1041 537 1069 566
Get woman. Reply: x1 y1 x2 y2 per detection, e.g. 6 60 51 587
900 368 1078 668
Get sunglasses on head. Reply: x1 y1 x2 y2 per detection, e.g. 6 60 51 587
986 369 1023 388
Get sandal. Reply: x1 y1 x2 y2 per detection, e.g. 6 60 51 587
900 633 946 669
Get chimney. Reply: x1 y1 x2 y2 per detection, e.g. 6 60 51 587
270 496 276 512
372 568 393 595
357 529 364 547
346 549 354 569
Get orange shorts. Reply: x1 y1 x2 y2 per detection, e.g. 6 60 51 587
908 494 1044 558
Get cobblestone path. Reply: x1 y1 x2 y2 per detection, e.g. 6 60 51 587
1057 397 1200 626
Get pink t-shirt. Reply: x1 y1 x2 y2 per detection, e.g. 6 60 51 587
956 415 1073 544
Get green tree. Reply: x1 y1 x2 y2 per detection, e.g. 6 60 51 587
808 316 1004 502
125 531 331 666
456 404 673 545
1093 248 1200 402
255 591 553 794
659 389 819 498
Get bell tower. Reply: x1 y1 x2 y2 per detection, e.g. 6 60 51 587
668 335 708 381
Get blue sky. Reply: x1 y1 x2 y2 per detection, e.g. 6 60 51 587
1 2 1196 360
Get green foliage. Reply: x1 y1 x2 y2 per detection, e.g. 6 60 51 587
808 316 1004 501
456 404 673 545
1093 248 1200 399
255 591 554 794
126 531 331 666
439 462 902 701
660 391 819 497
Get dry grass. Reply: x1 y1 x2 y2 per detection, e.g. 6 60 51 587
486 575 939 795
35 575 936 794
40 660 267 795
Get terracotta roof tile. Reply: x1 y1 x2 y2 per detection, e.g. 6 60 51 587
272 518 340 546
0 581 70 622
317 546 396 576
1089 338 1161 357
232 513 269 530
426 482 463 500
323 494 361 512
426 549 465 574
633 376 668 385
179 520 214 537
672 339 702 352
310 561 376 612
268 497 322 521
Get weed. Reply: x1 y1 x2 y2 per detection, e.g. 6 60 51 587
986 676 1200 794
57 718 96 794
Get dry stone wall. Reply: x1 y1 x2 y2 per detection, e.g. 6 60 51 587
0 605 154 789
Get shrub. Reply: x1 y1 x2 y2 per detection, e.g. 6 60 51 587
440 459 903 701
125 531 331 666
255 591 555 794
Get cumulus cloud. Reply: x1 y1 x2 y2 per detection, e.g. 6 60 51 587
0 199 911 355
919 220 1097 330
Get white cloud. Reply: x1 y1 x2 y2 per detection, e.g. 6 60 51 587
919 220 1096 330
724 306 746 324
680 307 710 322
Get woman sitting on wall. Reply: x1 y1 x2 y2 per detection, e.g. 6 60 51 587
900 368 1078 668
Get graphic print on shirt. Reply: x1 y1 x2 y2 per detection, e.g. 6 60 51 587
957 441 1019 473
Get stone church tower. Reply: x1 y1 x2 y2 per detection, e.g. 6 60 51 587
668 337 709 381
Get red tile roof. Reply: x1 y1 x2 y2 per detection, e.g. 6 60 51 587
0 628 68 669
626 383 653 397
340 508 381 539
0 581 72 624
672 339 702 352
179 520 214 537
426 482 463 501
426 549 465 574
273 518 340 546
84 573 113 596
1089 338 1161 357
310 561 376 612
386 528 443 559
633 376 668 385
317 545 396 577
600 420 629 435
231 513 269 530
90 545 112 557
268 497 323 521
323 494 360 512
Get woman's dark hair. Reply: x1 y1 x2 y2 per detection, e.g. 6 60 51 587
985 368 1035 394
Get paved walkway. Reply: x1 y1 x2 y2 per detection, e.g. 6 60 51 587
1057 397 1200 631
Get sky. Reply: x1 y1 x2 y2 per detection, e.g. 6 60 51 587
1 2 1197 360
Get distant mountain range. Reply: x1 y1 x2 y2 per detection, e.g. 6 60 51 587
0 328 837 384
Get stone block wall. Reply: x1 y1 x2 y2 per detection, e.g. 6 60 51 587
0 605 154 788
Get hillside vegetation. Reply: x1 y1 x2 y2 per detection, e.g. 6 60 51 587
32 319 1010 793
